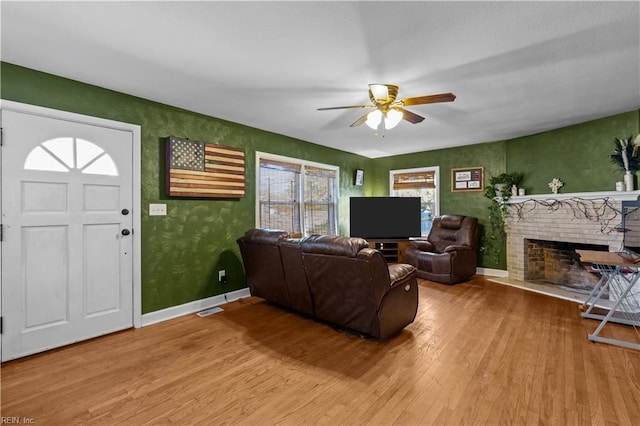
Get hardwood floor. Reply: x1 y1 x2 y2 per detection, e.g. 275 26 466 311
2 276 640 425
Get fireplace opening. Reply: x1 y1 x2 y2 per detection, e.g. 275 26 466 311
525 239 608 293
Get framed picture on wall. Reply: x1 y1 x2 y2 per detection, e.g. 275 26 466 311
166 136 246 198
354 169 364 186
451 166 484 192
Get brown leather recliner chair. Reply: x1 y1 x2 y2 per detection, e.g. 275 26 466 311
404 215 480 285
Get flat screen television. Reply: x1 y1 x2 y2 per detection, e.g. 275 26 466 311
350 197 421 239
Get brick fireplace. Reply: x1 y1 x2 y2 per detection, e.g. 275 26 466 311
524 239 606 292
504 191 640 291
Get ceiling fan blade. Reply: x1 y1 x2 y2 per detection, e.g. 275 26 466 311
398 107 425 124
349 113 369 127
399 92 456 106
317 104 373 111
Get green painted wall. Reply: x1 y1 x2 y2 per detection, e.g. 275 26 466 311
506 111 640 194
1 63 374 313
3 62 638 304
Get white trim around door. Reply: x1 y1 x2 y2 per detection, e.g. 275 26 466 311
0 99 143 331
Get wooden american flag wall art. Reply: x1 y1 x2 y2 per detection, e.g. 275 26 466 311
166 136 245 198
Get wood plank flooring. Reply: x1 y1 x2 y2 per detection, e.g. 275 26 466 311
2 276 640 425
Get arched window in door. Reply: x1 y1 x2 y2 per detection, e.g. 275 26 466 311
24 137 118 176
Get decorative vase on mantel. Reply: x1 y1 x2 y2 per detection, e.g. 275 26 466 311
625 171 635 191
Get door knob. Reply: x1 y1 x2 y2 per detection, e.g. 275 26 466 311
121 209 129 215
121 229 131 236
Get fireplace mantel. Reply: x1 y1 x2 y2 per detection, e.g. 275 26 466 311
507 190 640 204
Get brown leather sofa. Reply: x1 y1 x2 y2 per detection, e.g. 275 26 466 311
404 215 480 285
237 229 419 340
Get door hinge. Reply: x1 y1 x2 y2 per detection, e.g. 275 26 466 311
0 127 3 146
0 224 3 242
1 317 3 334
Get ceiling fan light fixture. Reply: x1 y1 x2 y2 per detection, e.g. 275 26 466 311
369 84 389 102
384 108 403 129
365 109 383 129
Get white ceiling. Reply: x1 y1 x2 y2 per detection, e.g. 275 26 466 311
2 1 639 158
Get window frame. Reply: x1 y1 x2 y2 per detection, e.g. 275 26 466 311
255 151 339 236
389 166 440 236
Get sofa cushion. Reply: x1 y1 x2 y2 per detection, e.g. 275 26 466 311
241 228 289 245
440 215 465 230
300 235 368 258
279 238 314 315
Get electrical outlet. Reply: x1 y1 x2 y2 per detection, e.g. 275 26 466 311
218 270 226 282
149 203 167 216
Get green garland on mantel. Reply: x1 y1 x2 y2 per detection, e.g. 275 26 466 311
507 197 630 233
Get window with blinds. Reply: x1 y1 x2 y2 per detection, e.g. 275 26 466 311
390 167 439 236
257 153 338 236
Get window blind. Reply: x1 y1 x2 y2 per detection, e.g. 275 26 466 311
393 171 436 189
304 166 337 235
258 159 301 233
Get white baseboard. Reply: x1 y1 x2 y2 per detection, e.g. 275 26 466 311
141 287 251 327
476 267 508 277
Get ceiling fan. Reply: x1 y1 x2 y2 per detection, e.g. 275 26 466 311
318 84 456 131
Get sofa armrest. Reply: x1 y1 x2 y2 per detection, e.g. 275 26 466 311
388 263 416 287
410 240 434 252
356 247 379 260
377 268 418 339
302 234 369 257
444 244 473 253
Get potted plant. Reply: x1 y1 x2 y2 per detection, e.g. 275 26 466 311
610 135 640 191
483 172 524 264
484 172 524 206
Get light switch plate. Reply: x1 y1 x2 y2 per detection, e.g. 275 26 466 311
149 203 167 216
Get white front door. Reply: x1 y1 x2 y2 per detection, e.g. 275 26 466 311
1 108 135 361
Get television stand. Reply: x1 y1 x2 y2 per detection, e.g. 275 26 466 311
367 239 411 264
